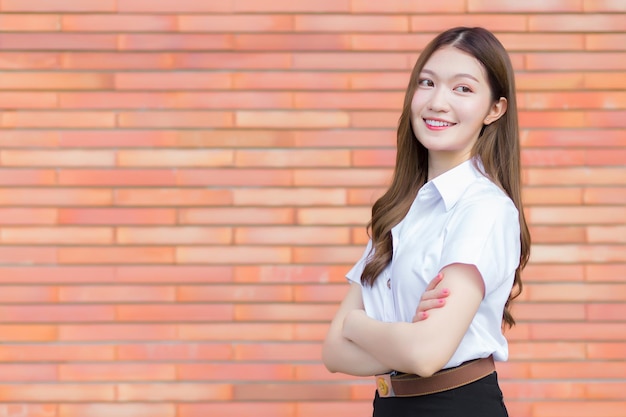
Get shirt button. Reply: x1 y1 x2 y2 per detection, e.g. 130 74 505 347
386 279 391 289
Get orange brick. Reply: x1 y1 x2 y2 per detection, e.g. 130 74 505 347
296 207 371 225
118 0 234 12
0 130 59 147
177 169 292 187
118 34 233 51
0 383 115 401
588 226 626 243
59 92 173 109
179 403 294 417
0 169 55 186
118 111 234 128
60 363 175 382
179 323 294 341
236 149 350 167
0 404 57 417
515 72 586 91
522 149 586 166
295 15 408 32
115 188 232 206
352 34 432 51
62 14 176 31
529 206 625 225
58 130 179 147
295 364 358 381
586 264 626 282
0 247 56 264
0 266 116 285
587 342 626 359
178 363 293 381
294 169 392 187
59 324 177 341
584 0 626 12
117 383 232 401
233 72 349 90
347 188 386 205
352 0 464 12
520 111 587 128
233 0 349 12
352 150 396 167
585 72 626 89
117 226 232 245
179 207 294 225
59 247 174 265
293 53 408 70
526 167 626 186
62 52 172 70
587 303 626 321
499 33 585 51
530 323 626 341
522 187 583 205
0 364 57 381
349 111 397 128
59 404 175 417
0 14 59 31
529 226 586 243
587 110 626 128
115 72 231 90
173 91 293 109
0 286 56 303
0 188 111 206
500 380 587 400
585 187 626 204
235 304 335 322
293 246 366 264
118 149 233 167
530 244 625 263
176 246 291 265
468 0 582 12
177 285 291 302
2 150 114 167
175 52 292 70
526 52 626 70
59 208 176 225
0 325 56 342
295 92 402 110
0 52 60 69
233 342 320 361
294 323 329 341
234 188 345 206
179 14 294 32
586 33 626 50
234 382 349 401
0 344 114 362
116 266 233 284
530 14 626 32
410 14 527 32
293 130 394 147
293 284 347 303
0 305 114 323
3 0 114 11
59 286 175 303
0 33 116 50
522 129 626 147
508 342 586 360
586 149 626 165
0 92 57 108
233 265 351 284
117 342 232 361
531 361 626 379
523 91 626 110
584 382 626 400
2 111 115 128
1 227 112 245
236 111 349 128
177 130 295 148
235 226 349 245
58 169 177 186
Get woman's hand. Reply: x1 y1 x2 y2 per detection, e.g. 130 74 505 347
412 272 450 322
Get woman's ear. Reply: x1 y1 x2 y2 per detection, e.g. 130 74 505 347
484 97 507 125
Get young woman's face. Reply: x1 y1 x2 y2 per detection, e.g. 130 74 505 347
410 46 505 168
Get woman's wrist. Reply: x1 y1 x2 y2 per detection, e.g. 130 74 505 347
342 309 367 341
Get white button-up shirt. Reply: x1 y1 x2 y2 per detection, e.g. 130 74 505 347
346 158 521 368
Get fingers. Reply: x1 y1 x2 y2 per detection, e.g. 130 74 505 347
424 272 444 292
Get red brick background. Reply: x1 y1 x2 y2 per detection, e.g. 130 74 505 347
0 1 624 416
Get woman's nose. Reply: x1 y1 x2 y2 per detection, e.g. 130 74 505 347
427 88 450 112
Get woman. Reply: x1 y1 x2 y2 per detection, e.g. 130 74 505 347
322 27 531 416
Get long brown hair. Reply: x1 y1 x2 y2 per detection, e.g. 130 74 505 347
361 27 531 328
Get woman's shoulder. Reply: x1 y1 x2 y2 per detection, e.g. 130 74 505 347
456 176 518 217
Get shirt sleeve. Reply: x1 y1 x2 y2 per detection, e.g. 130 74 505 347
345 239 373 285
439 197 521 294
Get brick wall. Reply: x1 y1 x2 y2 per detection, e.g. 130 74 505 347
0 1 624 416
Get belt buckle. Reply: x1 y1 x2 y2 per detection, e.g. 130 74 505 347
375 373 395 398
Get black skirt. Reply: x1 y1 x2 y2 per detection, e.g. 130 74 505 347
372 371 508 417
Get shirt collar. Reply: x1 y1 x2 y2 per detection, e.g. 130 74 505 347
430 158 484 211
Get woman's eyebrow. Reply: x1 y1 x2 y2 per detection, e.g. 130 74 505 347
420 68 480 83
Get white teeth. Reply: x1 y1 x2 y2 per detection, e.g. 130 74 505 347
425 119 452 127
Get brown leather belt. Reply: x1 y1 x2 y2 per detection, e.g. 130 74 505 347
375 355 495 398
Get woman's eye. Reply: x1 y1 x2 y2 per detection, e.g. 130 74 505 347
418 79 434 87
454 86 472 93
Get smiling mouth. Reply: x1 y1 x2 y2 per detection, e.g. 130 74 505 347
424 119 455 128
